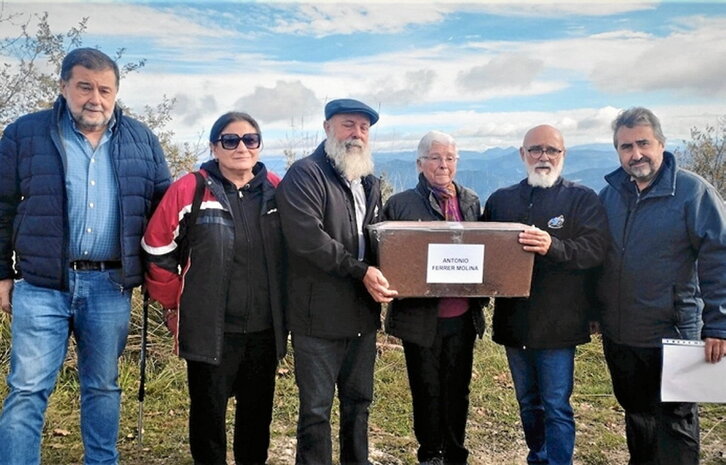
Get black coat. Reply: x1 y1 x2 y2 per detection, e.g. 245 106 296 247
381 174 486 347
143 161 287 364
482 177 609 349
275 142 382 338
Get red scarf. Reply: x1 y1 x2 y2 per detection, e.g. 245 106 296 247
430 182 469 318
430 184 462 221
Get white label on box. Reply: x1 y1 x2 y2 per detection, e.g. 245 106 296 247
426 243 484 283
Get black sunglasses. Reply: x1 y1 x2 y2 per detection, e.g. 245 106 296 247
216 133 261 150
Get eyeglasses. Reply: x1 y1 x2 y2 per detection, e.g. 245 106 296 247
526 146 563 158
216 133 261 150
421 155 458 164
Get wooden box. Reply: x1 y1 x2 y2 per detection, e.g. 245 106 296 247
368 221 534 298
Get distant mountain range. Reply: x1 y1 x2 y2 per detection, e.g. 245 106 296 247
262 142 622 201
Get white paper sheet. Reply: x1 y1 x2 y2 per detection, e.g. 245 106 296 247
661 338 726 403
426 243 484 284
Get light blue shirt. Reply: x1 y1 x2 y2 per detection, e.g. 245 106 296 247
61 109 121 261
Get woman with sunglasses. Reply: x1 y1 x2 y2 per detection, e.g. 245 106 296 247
142 111 287 465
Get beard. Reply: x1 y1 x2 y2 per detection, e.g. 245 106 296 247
71 104 113 132
624 157 657 184
526 160 563 188
325 136 374 181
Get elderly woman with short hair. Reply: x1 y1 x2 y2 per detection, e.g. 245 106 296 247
380 131 485 465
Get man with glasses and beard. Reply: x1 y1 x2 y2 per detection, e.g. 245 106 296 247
276 98 397 465
481 125 609 465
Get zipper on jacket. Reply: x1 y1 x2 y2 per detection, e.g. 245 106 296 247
616 189 641 341
238 185 252 333
50 116 71 291
525 188 536 225
111 136 124 290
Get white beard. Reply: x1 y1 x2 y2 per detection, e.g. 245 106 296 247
325 137 374 181
526 161 563 188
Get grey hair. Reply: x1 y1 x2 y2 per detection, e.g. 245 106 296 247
417 130 457 159
611 107 666 148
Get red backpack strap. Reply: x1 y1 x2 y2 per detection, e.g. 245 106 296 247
266 171 281 187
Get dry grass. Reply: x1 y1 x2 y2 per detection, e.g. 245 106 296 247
0 295 725 464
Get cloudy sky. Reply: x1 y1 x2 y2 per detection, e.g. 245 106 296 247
4 0 726 156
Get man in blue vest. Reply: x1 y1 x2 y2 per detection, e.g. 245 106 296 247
0 47 170 465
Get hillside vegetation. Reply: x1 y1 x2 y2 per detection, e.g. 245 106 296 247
0 297 724 465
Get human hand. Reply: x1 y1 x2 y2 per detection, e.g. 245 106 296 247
0 279 13 314
704 337 726 363
519 226 552 255
164 308 179 337
362 267 398 303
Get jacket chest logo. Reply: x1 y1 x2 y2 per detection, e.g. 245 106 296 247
547 215 565 229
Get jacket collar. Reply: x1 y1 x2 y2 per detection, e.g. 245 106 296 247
415 172 464 197
53 95 122 134
200 159 268 191
313 140 379 187
415 173 478 217
517 176 565 201
604 151 677 199
311 141 381 220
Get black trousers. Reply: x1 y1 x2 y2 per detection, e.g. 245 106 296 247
602 337 700 465
292 332 376 465
403 314 476 464
186 329 278 465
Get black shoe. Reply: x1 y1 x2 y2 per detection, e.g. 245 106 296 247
419 458 444 465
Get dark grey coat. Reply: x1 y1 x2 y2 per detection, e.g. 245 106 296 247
483 177 609 349
598 152 726 347
381 174 485 347
276 142 382 338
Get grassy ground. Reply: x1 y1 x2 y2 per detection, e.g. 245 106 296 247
0 296 725 465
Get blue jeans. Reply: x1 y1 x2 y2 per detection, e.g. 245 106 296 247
0 270 132 465
505 346 576 465
292 332 376 465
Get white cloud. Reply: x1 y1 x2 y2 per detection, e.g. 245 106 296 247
120 72 328 141
457 54 545 91
364 103 725 152
466 1 657 18
0 3 224 43
7 2 721 155
270 3 451 36
266 2 655 38
461 17 726 99
589 17 726 97
365 70 437 105
233 80 320 123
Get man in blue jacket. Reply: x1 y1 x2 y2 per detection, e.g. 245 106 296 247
0 48 170 465
598 107 726 465
482 125 609 465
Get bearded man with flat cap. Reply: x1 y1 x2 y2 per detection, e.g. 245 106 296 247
276 98 397 465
